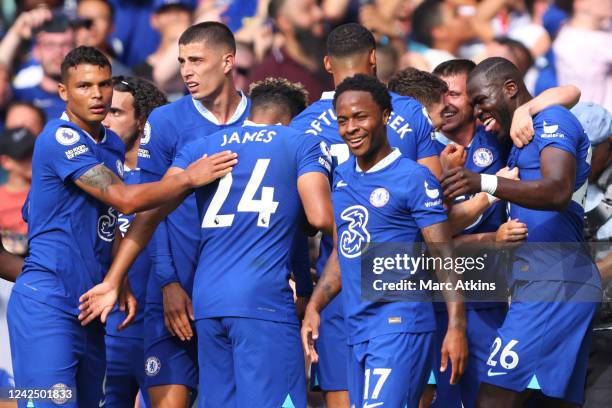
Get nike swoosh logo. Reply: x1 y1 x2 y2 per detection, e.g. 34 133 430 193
336 181 347 188
363 403 384 408
487 368 507 377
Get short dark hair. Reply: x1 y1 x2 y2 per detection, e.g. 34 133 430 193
178 22 236 54
469 57 523 86
433 59 476 78
5 101 47 126
112 76 168 121
333 74 391 114
388 68 448 107
327 23 375 58
60 46 110 81
411 0 443 48
249 77 309 119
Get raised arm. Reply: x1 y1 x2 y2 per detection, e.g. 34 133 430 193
75 151 237 215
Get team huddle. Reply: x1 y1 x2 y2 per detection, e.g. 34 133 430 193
5 19 601 408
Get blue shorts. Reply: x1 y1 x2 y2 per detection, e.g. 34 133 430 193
482 281 599 405
310 296 349 392
348 332 434 408
432 306 507 408
7 291 105 408
143 302 198 393
105 334 152 408
196 317 307 408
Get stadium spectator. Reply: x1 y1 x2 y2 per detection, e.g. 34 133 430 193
482 36 534 78
553 0 612 110
0 127 34 256
133 0 194 98
4 101 46 135
249 0 333 103
75 0 132 76
11 12 75 121
411 0 475 71
375 42 399 84
232 41 255 93
0 64 11 133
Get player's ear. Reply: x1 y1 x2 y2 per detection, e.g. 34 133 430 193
223 52 235 75
58 80 68 103
323 55 333 75
368 48 376 71
503 79 518 99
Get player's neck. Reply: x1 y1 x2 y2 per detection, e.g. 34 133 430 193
66 110 104 141
124 138 139 170
4 172 30 192
443 121 476 147
198 84 242 125
357 141 393 172
332 63 372 88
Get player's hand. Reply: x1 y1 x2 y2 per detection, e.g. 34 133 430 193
78 280 120 326
440 143 467 173
496 166 519 180
301 304 321 363
496 219 528 243
441 166 481 200
185 151 238 188
162 282 194 341
295 296 309 321
117 279 138 331
440 326 468 385
510 104 534 148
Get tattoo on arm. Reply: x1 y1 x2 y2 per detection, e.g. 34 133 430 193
79 164 117 193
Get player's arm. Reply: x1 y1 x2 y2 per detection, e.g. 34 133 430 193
443 147 576 210
511 85 581 147
301 228 341 363
421 222 468 385
417 156 442 180
453 219 528 247
0 238 23 282
297 172 334 236
75 151 237 215
598 252 612 280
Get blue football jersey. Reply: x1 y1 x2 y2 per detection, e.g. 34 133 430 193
332 149 447 344
506 106 598 284
435 127 508 309
138 93 250 303
13 119 124 315
106 167 151 338
172 122 331 323
291 91 438 169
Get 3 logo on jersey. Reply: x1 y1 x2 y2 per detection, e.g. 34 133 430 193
340 205 371 258
97 207 117 242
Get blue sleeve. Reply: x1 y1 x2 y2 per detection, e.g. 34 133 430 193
406 166 448 229
533 114 578 158
291 233 313 297
412 104 438 160
137 108 178 177
172 139 205 170
139 168 179 288
294 133 332 177
46 126 101 181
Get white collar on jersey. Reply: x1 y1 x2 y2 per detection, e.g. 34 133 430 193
242 119 281 127
320 91 335 100
435 131 473 148
60 111 107 144
192 91 248 126
355 148 402 173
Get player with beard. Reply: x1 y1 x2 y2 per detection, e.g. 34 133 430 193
101 76 167 408
427 58 582 408
8 46 235 408
442 57 601 408
302 74 468 408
